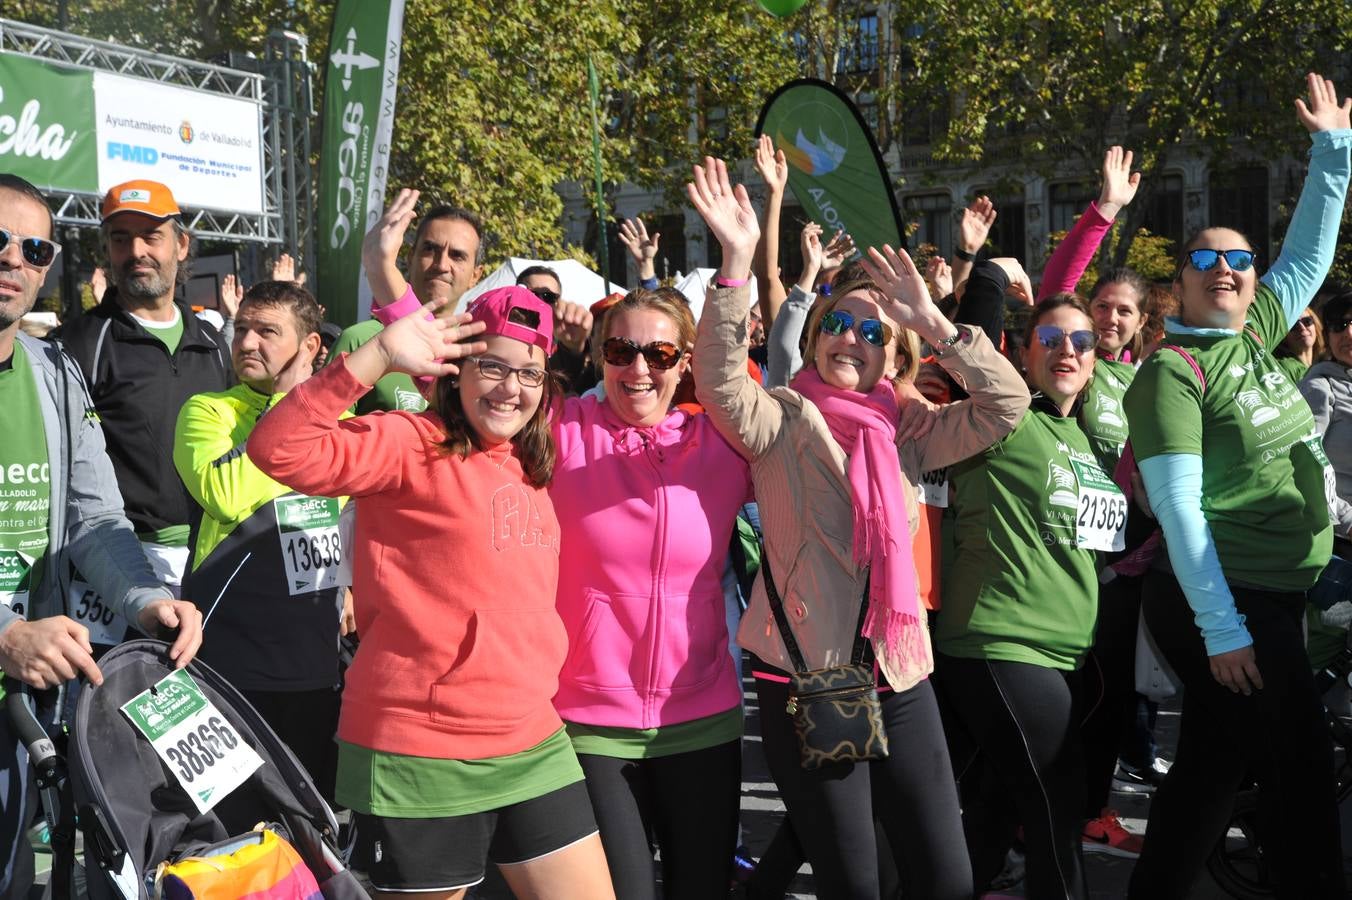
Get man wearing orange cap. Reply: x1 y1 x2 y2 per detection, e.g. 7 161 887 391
55 180 231 615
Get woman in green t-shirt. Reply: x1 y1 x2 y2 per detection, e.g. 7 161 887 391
935 294 1119 900
1276 305 1324 382
1122 73 1351 899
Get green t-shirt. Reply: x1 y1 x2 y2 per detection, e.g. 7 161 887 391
334 727 583 817
0 342 52 623
935 406 1107 670
1081 357 1136 473
129 309 184 355
565 707 743 759
327 320 428 416
1276 354 1310 384
1124 284 1333 593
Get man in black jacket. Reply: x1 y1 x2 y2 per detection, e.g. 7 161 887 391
55 180 230 609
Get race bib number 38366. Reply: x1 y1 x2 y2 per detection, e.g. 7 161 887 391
121 670 263 813
274 496 342 596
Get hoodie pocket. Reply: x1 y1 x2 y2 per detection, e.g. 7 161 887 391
429 606 566 733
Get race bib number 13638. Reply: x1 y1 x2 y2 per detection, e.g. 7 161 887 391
274 496 342 596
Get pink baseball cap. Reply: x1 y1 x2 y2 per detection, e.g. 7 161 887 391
467 286 555 356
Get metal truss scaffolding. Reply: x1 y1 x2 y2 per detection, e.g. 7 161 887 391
0 17 312 259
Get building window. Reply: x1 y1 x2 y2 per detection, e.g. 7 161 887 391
1142 173 1184 249
970 187 1026 260
1209 166 1270 259
905 193 952 259
1049 182 1098 235
838 14 879 75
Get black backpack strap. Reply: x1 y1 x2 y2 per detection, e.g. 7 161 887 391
760 546 872 674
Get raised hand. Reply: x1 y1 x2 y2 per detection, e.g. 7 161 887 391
554 300 593 354
686 157 760 280
795 222 825 292
958 196 997 255
368 299 488 380
925 255 954 298
822 229 856 269
754 134 788 196
1295 72 1352 134
988 257 1035 306
859 244 955 347
618 217 660 282
362 189 419 301
271 253 297 283
1097 146 1141 221
219 273 244 319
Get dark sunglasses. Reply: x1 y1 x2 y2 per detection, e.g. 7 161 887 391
1296 315 1316 329
819 309 893 348
602 337 685 370
1331 317 1352 334
1186 248 1255 273
0 228 61 268
1034 325 1098 354
528 286 560 305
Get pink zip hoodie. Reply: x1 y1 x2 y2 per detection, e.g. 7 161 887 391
549 394 752 729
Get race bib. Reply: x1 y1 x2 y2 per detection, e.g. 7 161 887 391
1303 433 1339 515
918 468 949 508
67 578 129 646
0 549 33 617
1071 458 1127 552
274 496 342 596
121 670 263 814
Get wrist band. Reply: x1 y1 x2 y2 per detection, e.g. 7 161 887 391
954 248 977 262
716 275 750 288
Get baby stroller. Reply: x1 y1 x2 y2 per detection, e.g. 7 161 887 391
40 639 362 900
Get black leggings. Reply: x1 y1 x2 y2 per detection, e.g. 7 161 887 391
577 738 741 900
1078 572 1144 816
752 661 972 900
935 654 1088 900
1127 572 1342 900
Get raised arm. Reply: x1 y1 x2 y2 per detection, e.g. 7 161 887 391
765 223 826 388
618 217 661 290
1038 146 1140 300
952 196 996 287
690 157 785 459
752 134 790 328
1263 73 1352 325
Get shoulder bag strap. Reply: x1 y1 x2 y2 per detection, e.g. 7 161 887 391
760 546 872 673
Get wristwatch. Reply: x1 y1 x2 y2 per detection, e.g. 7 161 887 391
932 325 969 357
954 248 977 262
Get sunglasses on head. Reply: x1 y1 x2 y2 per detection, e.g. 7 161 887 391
1186 248 1255 273
528 286 560 305
602 336 684 370
819 309 893 348
1033 325 1098 354
0 228 61 269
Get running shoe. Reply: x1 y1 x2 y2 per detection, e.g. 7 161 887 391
1082 809 1144 858
1112 756 1170 792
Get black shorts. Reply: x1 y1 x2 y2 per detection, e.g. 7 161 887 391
348 780 598 892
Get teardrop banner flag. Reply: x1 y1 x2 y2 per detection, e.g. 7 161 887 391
755 79 904 257
317 0 406 326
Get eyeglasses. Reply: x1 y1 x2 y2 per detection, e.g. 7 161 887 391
602 337 685 370
528 286 560 305
1033 325 1098 354
467 357 547 388
0 228 61 269
1186 248 1255 273
819 310 893 348
1297 315 1316 329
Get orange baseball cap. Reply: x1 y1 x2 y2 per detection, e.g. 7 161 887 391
101 180 182 223
590 292 625 317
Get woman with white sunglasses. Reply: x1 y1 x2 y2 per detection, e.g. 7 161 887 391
1123 73 1351 899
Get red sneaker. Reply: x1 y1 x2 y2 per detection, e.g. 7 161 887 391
1082 809 1144 858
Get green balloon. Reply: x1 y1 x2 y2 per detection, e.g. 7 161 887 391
756 0 809 17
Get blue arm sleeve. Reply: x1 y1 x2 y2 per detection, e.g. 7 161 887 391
1261 128 1352 326
638 276 659 292
1138 453 1252 654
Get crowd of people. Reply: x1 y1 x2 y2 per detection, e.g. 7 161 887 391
0 71 1349 900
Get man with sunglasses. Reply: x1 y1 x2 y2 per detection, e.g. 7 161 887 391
0 173 203 900
515 265 595 393
55 180 232 609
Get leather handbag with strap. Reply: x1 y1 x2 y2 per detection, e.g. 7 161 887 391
761 549 889 770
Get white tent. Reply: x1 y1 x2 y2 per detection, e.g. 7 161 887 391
460 257 627 309
672 268 759 323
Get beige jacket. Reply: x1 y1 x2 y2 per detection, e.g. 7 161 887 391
693 285 1030 690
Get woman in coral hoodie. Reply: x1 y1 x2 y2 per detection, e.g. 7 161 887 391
248 284 614 900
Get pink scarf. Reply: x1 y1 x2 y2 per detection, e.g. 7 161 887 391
791 368 930 677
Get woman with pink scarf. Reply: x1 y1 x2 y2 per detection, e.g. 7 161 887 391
689 157 1028 900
